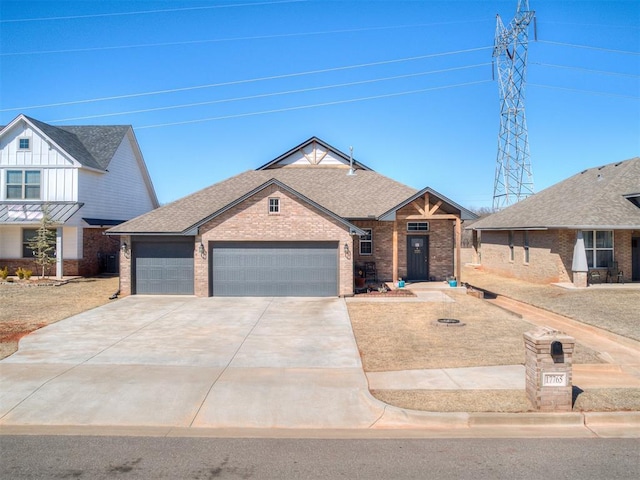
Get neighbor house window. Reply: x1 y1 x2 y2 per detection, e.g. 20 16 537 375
19 138 31 150
22 228 38 258
268 197 280 214
407 222 429 232
359 228 373 255
508 231 514 262
583 230 614 268
523 231 530 264
6 170 41 199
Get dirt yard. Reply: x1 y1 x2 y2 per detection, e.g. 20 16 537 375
0 276 119 359
348 289 640 412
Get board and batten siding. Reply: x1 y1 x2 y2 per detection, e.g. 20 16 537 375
1 123 79 202
77 133 155 222
0 123 79 168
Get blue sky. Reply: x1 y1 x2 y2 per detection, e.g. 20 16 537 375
1 0 638 209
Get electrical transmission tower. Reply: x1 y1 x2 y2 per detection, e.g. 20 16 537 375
492 0 535 210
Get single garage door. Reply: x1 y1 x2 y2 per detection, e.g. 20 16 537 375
134 240 194 295
211 241 338 296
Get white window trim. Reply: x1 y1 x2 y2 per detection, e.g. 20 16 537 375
18 137 31 151
359 228 373 256
6 169 41 200
268 197 280 214
583 230 614 269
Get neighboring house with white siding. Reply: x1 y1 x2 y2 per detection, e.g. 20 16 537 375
0 114 159 277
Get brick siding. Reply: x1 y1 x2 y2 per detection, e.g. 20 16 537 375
353 208 456 282
197 185 353 297
477 229 636 284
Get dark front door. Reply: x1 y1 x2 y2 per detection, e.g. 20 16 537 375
633 237 640 281
406 235 429 281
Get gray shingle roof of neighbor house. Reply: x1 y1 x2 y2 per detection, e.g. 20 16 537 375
472 157 640 230
108 137 477 235
23 116 130 171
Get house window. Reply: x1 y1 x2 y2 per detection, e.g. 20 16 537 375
268 197 280 214
22 228 38 258
407 222 429 232
359 228 373 255
19 138 31 150
6 170 41 200
508 231 514 262
583 230 614 268
523 231 530 264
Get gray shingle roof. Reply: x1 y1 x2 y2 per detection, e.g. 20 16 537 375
25 116 129 171
472 157 640 230
108 168 419 234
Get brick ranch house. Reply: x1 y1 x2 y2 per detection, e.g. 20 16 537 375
108 137 477 296
470 157 640 287
0 114 158 277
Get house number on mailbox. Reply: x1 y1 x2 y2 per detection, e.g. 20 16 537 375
542 372 567 387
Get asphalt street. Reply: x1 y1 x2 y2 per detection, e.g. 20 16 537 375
1 436 639 479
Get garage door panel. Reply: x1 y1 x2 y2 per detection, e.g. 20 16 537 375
212 242 338 297
134 241 194 295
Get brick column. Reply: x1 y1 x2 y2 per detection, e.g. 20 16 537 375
524 326 575 412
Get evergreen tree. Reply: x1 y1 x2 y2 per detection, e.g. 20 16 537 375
28 207 57 279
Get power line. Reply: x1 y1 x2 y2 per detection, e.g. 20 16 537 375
537 40 640 56
49 63 491 122
1 46 493 112
0 0 303 23
1 20 488 57
531 62 640 78
529 83 640 100
135 80 492 129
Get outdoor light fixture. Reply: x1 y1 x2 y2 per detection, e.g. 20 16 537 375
198 242 206 259
343 242 350 255
121 242 130 259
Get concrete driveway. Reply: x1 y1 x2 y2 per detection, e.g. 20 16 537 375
0 296 386 428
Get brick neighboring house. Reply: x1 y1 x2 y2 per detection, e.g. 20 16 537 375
470 157 640 287
108 137 477 297
0 114 159 277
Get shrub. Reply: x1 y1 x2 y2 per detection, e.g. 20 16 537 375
23 269 33 280
16 267 25 279
0 266 8 280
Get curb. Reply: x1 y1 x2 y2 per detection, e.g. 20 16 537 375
584 411 640 426
468 412 585 427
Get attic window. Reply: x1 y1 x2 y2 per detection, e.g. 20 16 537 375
19 138 30 150
269 197 280 214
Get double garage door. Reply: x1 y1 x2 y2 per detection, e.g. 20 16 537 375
133 240 338 296
211 241 338 296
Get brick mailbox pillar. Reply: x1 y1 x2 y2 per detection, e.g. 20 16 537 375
524 326 575 412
